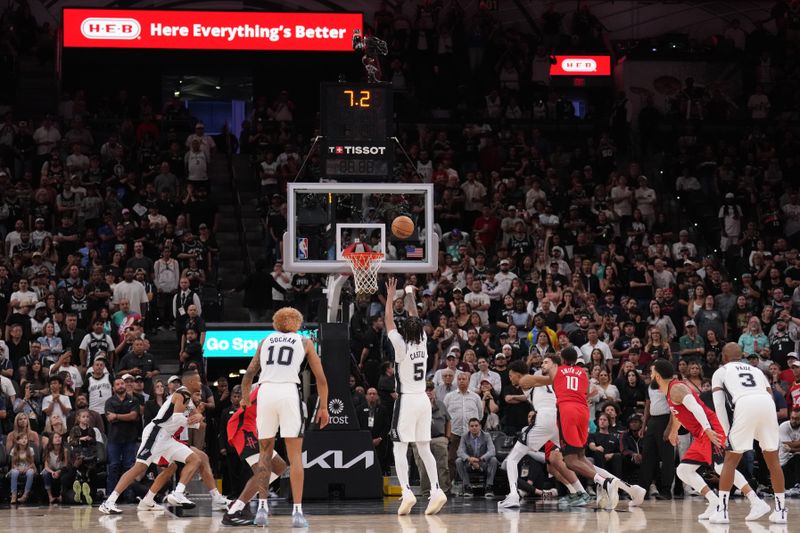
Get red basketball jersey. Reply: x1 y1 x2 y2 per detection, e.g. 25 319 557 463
552 365 589 406
666 380 724 439
227 388 259 454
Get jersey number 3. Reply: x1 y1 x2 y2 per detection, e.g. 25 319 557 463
266 346 293 366
738 372 756 388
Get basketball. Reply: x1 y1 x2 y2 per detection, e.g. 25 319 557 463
392 216 415 239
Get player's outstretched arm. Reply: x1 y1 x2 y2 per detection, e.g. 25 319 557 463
404 285 419 317
240 340 263 408
518 373 553 389
385 276 397 332
305 338 329 429
710 367 731 434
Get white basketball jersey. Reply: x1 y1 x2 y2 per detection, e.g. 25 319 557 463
149 386 190 437
525 371 558 411
711 362 771 406
257 332 306 385
388 329 427 394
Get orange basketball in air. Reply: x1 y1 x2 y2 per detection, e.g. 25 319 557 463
391 216 415 239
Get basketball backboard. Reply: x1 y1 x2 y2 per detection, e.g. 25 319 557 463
283 183 437 274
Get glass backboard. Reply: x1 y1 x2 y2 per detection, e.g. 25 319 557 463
283 183 437 274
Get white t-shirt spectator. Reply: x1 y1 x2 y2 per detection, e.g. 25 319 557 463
778 419 800 466
0 375 16 400
748 93 770 119
50 362 83 390
464 290 491 325
113 280 149 314
610 185 633 217
635 186 657 217
42 393 71 421
33 125 61 156
185 149 209 182
580 340 613 364
185 132 216 159
675 175 702 192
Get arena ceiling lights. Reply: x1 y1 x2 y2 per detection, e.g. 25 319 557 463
62 8 362 51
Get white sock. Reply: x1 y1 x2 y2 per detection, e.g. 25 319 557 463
258 499 267 509
209 488 220 498
719 491 730 514
175 483 186 494
393 442 412 493
704 490 720 505
228 499 245 514
416 442 440 493
571 480 585 494
142 490 156 505
744 490 758 504
595 467 629 493
269 472 278 484
106 491 119 505
565 483 577 494
293 503 302 514
775 493 785 512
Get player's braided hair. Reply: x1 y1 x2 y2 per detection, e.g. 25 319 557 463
403 316 424 345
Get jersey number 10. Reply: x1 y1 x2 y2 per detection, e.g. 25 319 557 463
565 376 579 391
266 346 293 366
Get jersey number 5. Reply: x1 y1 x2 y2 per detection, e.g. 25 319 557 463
266 346 293 366
413 362 424 381
565 376 579 391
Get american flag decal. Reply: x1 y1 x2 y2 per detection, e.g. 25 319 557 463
406 246 423 259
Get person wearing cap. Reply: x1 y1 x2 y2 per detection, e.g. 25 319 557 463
185 121 216 159
678 320 706 359
495 258 518 286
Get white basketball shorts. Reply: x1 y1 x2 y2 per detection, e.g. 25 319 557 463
390 392 432 443
136 426 193 466
728 394 780 452
257 382 307 439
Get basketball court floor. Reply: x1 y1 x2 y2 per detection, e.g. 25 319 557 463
2 497 795 532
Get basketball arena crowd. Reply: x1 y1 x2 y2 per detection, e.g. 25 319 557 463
1 0 800 511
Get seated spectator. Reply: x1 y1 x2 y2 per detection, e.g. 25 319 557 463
468 357 501 394
678 320 705 360
5 412 40 452
455 417 499 497
41 431 68 503
588 412 623 478
64 409 103 505
8 433 37 504
66 394 104 432
620 414 645 485
477 379 500 430
618 370 647 420
592 367 621 414
779 409 800 489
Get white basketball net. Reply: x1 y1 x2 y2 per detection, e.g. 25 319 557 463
343 251 384 294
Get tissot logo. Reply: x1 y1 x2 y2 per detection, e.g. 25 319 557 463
328 145 387 155
561 58 597 72
80 17 142 40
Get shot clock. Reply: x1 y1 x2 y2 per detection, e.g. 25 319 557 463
320 82 393 180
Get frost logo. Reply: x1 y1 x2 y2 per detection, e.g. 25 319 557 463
328 398 344 415
81 18 141 40
560 58 597 73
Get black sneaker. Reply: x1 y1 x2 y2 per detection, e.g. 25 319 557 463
222 510 255 527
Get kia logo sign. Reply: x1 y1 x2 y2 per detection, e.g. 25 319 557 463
80 18 141 40
550 55 611 77
561 58 597 72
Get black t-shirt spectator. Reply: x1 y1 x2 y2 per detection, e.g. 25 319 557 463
589 429 621 456
105 393 141 443
500 383 531 432
627 266 652 300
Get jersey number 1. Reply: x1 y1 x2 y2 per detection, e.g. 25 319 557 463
565 376 579 391
266 346 293 366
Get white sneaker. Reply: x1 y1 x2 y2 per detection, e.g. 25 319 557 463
99 501 122 515
769 509 787 524
709 509 730 524
628 485 646 508
746 498 771 521
698 501 718 520
167 491 196 509
425 490 447 515
211 494 232 511
398 491 417 515
498 493 521 509
605 478 620 511
137 500 165 512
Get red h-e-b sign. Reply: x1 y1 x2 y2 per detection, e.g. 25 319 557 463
62 8 363 51
549 55 611 76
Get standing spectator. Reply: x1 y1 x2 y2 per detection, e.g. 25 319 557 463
113 268 148 315
464 280 490 325
82 358 113 416
779 409 800 489
185 122 216 159
718 193 743 254
79 319 115 368
634 176 657 229
747 84 770 119
412 382 452 496
679 320 706 360
104 377 140 503
455 418 499 497
154 246 180 329
580 327 613 365
738 316 769 355
116 338 159 394
42 375 72 428
172 276 202 330
357 387 390 475
185 139 209 184
444 372 482 490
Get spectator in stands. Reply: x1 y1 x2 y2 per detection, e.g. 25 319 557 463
455 418 498 498
357 387 389 475
8 433 36 504
444 372 482 489
739 316 770 355
588 411 623 478
42 431 67 503
82 357 112 416
104 376 140 502
113 268 148 316
678 320 705 360
620 413 644 485
42 375 71 428
779 409 800 489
